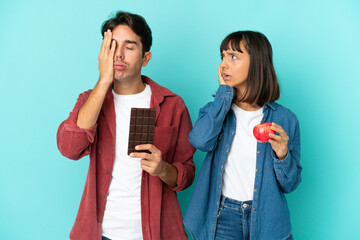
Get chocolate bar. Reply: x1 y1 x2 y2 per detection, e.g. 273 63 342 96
127 108 156 155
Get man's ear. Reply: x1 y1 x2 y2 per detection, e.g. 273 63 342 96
142 52 152 67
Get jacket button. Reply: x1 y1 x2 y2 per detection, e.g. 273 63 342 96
231 131 234 135
111 146 114 151
227 91 231 94
256 169 259 172
226 148 229 153
263 118 266 121
98 218 101 222
106 170 110 174
257 151 260 154
254 189 257 192
253 208 256 211
102 195 105 198
219 184 221 188
221 165 224 169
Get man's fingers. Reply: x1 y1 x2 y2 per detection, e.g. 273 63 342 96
135 144 160 154
141 164 156 176
99 31 107 55
129 152 152 159
100 30 110 54
110 39 116 54
140 159 152 167
104 30 112 53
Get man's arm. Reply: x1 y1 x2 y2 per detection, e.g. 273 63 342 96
76 29 115 129
56 29 116 159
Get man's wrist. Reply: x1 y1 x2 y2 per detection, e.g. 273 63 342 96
157 160 168 178
98 76 113 87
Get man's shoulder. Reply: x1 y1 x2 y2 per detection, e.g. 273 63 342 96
78 89 93 98
143 75 185 104
144 76 176 96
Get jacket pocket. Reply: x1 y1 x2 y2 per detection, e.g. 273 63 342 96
153 126 178 162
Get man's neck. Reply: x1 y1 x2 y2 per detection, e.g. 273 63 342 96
112 76 146 95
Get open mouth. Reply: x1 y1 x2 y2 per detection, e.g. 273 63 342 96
223 73 231 80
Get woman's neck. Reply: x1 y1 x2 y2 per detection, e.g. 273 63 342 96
234 86 262 111
235 101 262 111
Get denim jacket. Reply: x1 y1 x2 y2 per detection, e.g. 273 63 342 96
184 85 301 240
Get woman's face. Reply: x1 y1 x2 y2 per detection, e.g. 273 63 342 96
220 41 250 93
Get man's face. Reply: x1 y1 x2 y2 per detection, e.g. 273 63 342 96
111 25 151 82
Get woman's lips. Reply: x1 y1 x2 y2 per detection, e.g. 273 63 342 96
223 73 231 80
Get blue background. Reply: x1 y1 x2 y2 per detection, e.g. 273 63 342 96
1 0 359 239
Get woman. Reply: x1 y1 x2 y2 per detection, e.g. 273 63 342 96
184 31 301 240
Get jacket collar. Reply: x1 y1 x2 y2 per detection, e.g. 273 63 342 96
142 75 176 122
264 101 277 110
142 75 176 106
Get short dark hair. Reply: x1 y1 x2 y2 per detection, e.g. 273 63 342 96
101 11 152 55
220 31 280 106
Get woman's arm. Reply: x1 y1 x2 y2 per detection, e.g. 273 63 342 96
271 119 302 193
189 85 234 152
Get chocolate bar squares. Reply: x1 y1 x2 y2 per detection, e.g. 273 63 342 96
127 108 156 155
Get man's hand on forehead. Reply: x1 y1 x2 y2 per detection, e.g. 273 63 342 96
98 29 116 85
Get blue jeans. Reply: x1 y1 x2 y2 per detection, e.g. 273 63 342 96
214 196 252 240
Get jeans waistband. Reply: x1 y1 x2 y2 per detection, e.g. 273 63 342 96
220 195 252 211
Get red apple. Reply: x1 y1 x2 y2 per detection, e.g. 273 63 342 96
253 122 275 143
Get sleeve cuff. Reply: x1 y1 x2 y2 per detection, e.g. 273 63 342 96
215 85 234 99
167 162 188 192
273 149 291 170
62 113 97 143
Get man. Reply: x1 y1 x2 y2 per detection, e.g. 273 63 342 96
57 11 195 240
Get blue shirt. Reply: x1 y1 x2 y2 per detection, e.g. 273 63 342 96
184 85 302 240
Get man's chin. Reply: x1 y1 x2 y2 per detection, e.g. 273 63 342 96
113 72 128 82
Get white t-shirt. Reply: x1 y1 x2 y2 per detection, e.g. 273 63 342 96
102 84 151 240
221 103 263 201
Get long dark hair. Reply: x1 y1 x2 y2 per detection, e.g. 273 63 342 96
220 31 280 106
101 11 152 56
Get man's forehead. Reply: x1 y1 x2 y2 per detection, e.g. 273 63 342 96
112 25 140 41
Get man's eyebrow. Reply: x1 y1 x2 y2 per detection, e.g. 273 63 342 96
125 40 138 45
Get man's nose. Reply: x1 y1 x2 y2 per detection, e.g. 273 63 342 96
114 45 124 60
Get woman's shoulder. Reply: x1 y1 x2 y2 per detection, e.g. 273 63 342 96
267 102 299 122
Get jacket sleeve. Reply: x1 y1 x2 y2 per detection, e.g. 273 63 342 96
188 85 234 152
272 117 302 193
168 99 196 192
56 90 97 160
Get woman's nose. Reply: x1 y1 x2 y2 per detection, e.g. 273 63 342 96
220 59 228 69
